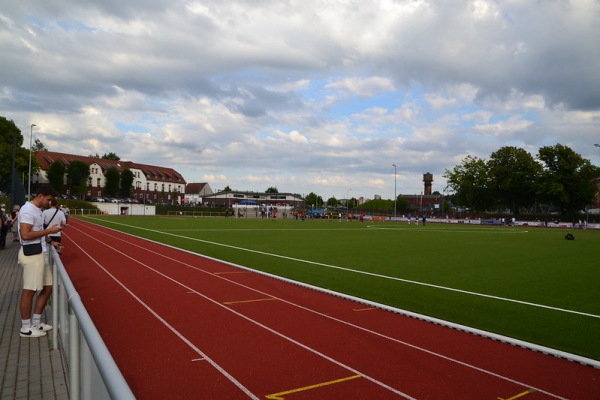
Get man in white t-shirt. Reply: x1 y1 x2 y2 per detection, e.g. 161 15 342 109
42 199 66 251
18 185 63 338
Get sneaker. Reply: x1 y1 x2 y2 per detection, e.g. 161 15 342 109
33 323 53 332
20 327 47 338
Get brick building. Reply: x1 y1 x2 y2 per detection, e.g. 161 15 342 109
33 151 186 204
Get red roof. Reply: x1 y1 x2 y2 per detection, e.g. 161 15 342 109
185 183 209 194
34 151 186 184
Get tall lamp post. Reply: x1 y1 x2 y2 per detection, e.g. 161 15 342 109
594 145 600 220
28 124 36 199
11 128 17 206
392 164 397 220
346 188 352 215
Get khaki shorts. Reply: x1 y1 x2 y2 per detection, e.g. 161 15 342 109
18 249 52 291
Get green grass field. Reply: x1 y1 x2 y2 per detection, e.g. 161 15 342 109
78 215 600 361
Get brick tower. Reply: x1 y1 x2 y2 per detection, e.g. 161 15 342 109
423 173 433 195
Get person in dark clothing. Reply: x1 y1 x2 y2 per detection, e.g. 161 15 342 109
0 208 12 249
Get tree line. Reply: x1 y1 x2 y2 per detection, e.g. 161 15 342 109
0 116 133 199
443 145 599 219
3 115 598 216
45 159 134 199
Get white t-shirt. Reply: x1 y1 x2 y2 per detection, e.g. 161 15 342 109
19 201 47 252
42 208 66 237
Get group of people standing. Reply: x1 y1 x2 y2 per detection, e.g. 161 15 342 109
406 214 427 225
3 185 67 338
0 204 20 249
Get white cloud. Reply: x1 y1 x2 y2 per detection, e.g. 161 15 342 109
474 117 534 138
274 130 309 144
326 77 395 97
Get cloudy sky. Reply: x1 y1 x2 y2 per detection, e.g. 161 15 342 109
1 0 599 200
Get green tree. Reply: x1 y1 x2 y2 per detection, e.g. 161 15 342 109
443 155 493 212
102 152 120 161
47 160 66 194
171 190 180 205
348 197 357 209
396 196 410 212
32 139 47 151
104 167 120 197
67 160 90 198
326 196 338 207
537 144 597 219
305 192 324 208
0 116 30 193
266 186 278 193
359 199 393 211
487 146 541 214
120 169 134 198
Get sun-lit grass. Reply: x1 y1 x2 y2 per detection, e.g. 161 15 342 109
78 215 600 360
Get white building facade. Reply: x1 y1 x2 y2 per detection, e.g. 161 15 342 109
34 151 186 204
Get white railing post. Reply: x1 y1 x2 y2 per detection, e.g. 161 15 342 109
69 303 80 400
51 250 59 350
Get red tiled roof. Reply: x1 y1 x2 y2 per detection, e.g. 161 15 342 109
185 183 208 194
34 151 186 184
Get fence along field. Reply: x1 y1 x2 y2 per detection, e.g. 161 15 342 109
78 215 600 361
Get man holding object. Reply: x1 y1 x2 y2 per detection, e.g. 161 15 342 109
18 185 63 338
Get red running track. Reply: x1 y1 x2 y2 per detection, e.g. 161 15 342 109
60 219 600 399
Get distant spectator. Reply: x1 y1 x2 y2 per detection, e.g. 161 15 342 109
0 207 11 249
11 205 20 242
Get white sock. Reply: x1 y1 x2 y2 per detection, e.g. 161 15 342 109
21 319 31 330
32 314 42 326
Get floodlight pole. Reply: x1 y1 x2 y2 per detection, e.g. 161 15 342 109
11 128 17 206
346 188 352 215
392 164 397 220
28 124 36 199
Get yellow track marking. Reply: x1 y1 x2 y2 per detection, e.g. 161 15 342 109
497 388 537 400
265 375 362 399
223 298 277 305
353 307 375 312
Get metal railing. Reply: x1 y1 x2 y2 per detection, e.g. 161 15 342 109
166 210 226 217
50 248 135 400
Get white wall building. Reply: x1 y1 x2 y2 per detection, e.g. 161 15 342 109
34 151 186 204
